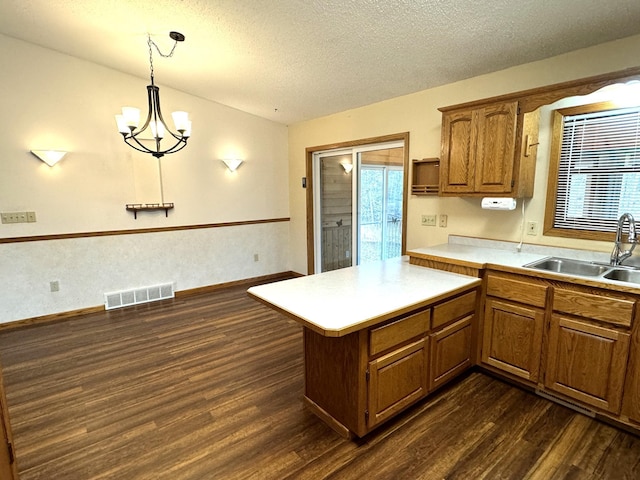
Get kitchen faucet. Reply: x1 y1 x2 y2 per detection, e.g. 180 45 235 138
610 213 638 266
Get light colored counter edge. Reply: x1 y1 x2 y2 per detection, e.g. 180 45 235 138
248 280 481 337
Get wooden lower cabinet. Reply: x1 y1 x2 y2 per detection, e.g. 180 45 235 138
303 286 478 438
482 297 544 382
0 362 18 480
622 328 640 423
367 338 428 428
545 314 630 414
481 270 640 429
429 315 472 390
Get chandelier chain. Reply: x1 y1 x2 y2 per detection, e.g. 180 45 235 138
147 35 179 83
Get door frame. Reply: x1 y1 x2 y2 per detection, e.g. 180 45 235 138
305 132 410 275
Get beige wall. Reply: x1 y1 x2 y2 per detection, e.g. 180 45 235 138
0 34 290 323
288 34 640 274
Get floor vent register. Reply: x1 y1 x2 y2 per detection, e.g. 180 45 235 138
104 283 174 310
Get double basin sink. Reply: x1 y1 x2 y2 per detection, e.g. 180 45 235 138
524 257 640 285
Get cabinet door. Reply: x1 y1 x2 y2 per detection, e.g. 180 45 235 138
545 315 630 414
482 298 544 382
367 338 428 429
429 315 472 390
0 365 18 480
622 330 640 423
440 109 475 194
474 102 518 193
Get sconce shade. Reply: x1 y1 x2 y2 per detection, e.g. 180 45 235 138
222 159 243 172
31 150 67 167
341 162 354 173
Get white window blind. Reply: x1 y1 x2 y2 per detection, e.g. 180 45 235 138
554 105 640 233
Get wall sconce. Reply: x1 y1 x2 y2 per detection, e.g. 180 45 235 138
31 150 67 167
222 158 243 172
341 162 354 173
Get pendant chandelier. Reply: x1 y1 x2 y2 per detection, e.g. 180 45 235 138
115 31 191 158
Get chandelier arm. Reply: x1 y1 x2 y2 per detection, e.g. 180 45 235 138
130 85 156 136
151 84 173 135
122 136 187 158
123 137 160 155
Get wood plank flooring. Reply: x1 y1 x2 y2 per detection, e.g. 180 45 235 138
0 282 639 479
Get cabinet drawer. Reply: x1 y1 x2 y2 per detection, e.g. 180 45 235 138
486 274 548 308
553 289 635 327
432 290 477 329
370 309 430 356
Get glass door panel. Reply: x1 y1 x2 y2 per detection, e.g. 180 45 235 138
318 153 353 272
359 167 385 262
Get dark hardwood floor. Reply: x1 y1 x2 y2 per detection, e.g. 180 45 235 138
0 283 639 479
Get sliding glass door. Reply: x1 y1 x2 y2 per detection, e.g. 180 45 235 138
313 142 404 273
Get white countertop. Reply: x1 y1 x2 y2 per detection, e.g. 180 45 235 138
248 257 480 337
409 243 547 269
408 236 640 293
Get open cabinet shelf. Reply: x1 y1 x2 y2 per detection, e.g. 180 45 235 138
412 158 440 195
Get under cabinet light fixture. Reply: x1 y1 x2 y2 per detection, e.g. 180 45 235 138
222 158 243 172
30 150 67 167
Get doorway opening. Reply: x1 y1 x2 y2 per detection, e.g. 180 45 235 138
307 133 409 274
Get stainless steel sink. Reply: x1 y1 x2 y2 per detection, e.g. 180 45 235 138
524 257 611 277
603 268 640 284
522 256 640 286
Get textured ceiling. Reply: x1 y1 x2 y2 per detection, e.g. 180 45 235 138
2 0 640 125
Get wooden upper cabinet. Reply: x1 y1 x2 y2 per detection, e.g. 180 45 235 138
474 102 517 192
437 67 640 197
440 109 475 193
440 101 518 195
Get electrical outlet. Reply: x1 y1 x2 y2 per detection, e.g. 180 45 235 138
439 214 448 227
527 221 538 235
421 214 437 226
50 281 60 292
254 253 259 262
1 211 34 224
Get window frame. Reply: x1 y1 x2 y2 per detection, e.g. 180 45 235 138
544 101 640 242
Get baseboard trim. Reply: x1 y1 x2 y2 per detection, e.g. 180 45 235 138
0 271 302 332
175 271 301 298
0 306 106 332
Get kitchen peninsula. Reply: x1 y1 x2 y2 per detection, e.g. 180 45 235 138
248 257 481 438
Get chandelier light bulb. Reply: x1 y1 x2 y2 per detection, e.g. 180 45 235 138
172 111 190 132
115 115 129 134
150 120 165 139
121 107 141 128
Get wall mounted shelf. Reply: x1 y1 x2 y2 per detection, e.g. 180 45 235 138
125 203 174 219
411 158 440 195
